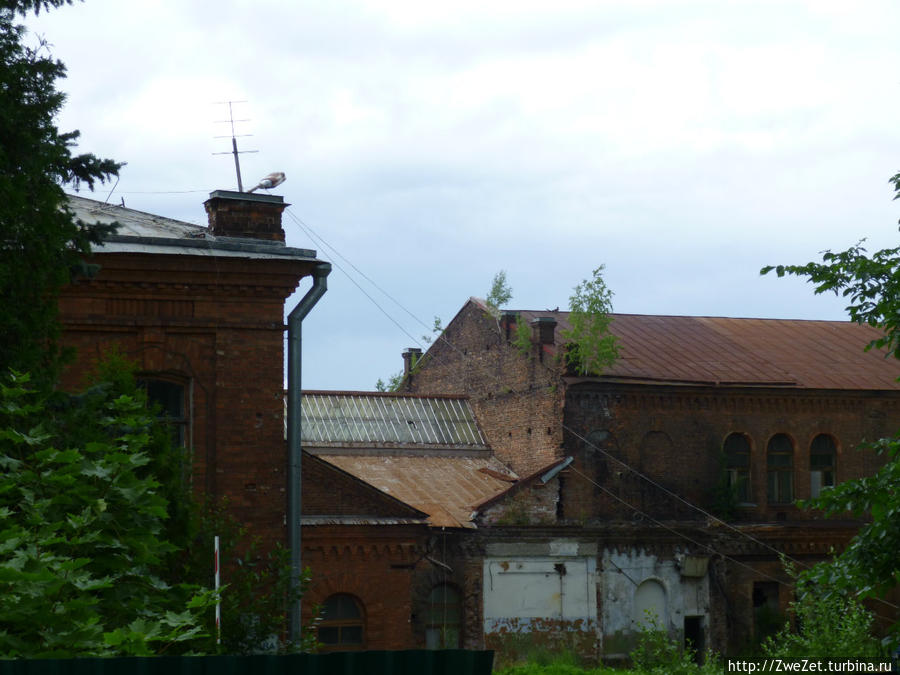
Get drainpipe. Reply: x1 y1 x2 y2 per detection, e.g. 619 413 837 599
287 262 330 643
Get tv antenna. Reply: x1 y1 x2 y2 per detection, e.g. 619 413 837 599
213 100 258 192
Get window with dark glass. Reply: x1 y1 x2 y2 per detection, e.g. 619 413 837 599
724 433 751 503
139 379 187 447
767 433 794 504
318 594 364 650
425 584 461 649
810 434 836 498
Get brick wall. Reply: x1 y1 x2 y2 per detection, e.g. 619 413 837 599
58 251 317 552
562 382 900 523
409 301 565 475
301 524 426 650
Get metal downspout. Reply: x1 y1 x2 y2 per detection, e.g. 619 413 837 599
287 262 330 643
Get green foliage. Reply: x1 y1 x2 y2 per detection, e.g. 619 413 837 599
762 572 882 659
486 270 513 312
0 371 210 657
760 173 900 362
184 499 318 654
629 612 720 675
512 315 533 357
797 436 900 601
762 171 900 611
561 266 619 376
0 2 122 383
375 371 404 392
421 315 444 345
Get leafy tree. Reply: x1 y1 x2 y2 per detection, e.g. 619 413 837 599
0 372 210 657
486 270 513 312
561 266 618 376
761 172 900 608
1 1 122 383
762 568 881 658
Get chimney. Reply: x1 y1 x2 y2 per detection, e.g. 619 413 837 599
402 347 422 378
204 190 288 242
500 311 518 340
531 317 557 345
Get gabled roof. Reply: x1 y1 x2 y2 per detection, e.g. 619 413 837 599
301 391 515 528
301 452 428 526
460 299 900 390
319 454 518 528
67 194 318 261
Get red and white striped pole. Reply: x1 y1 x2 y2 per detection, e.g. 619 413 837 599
214 535 221 646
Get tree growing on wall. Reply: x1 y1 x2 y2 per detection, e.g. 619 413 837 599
762 171 900 606
0 0 122 384
485 270 513 312
561 265 619 376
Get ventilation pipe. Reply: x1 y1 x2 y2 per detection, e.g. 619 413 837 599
287 262 330 643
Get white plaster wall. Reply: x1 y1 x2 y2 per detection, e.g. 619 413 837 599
483 555 597 632
600 549 709 640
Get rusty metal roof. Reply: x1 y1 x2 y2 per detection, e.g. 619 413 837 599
302 392 488 448
512 309 900 390
302 392 512 527
318 454 517 528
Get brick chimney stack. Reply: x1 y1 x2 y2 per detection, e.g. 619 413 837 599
204 190 288 242
402 347 423 378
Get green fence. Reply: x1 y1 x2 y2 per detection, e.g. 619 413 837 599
0 650 494 675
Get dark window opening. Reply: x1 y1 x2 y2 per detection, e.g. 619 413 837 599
810 434 836 498
767 433 794 504
724 433 751 503
684 616 705 663
753 582 781 641
425 584 461 649
139 378 187 447
318 594 364 651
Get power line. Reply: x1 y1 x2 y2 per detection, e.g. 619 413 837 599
280 204 898 616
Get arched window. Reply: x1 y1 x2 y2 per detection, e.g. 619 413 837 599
767 434 794 504
810 434 836 498
723 433 751 503
318 594 364 651
425 584 461 649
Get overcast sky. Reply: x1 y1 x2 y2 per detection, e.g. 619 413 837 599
25 0 900 391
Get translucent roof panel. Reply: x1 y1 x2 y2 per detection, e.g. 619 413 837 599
302 393 488 448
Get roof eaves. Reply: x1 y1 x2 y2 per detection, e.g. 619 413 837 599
102 234 318 259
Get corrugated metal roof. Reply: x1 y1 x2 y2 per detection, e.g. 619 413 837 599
302 393 488 448
512 309 900 390
318 454 518 528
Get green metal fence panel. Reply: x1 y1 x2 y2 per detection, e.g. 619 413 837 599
0 650 494 675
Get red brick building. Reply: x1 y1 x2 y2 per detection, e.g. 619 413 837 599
58 191 328 554
402 298 900 657
300 391 514 651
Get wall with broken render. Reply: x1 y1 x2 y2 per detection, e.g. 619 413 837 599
599 548 710 660
476 475 560 526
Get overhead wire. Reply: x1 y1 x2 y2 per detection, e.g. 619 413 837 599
281 204 899 617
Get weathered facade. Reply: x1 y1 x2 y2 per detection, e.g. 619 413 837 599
404 298 900 658
299 391 514 651
57 192 328 554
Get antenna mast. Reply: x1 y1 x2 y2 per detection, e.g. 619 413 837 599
213 100 258 192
